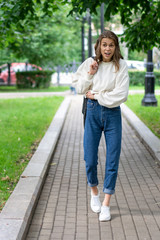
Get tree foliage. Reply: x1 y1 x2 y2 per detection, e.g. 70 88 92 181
68 0 160 52
7 10 81 67
0 1 81 67
1 0 159 66
0 0 65 47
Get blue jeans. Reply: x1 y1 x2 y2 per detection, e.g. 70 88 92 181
84 99 122 195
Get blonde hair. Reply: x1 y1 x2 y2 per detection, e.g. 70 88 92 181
94 30 123 71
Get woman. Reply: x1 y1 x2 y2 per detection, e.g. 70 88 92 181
72 30 129 221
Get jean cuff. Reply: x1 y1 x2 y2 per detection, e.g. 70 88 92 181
103 187 115 195
88 182 98 187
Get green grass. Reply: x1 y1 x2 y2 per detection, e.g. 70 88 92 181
0 96 64 211
0 86 69 92
126 94 160 139
129 85 160 90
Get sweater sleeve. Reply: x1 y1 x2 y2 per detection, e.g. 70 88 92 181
94 62 129 108
72 58 94 94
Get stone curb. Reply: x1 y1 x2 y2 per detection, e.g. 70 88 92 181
121 103 160 162
0 96 71 240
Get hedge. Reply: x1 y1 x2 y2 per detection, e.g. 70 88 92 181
128 70 160 86
16 70 54 88
15 69 160 88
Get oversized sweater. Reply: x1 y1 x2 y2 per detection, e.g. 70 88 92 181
72 57 129 108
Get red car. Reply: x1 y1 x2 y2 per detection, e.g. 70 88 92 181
0 63 42 85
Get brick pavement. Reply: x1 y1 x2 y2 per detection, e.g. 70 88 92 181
26 95 160 240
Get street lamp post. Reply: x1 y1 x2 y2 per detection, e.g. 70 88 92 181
77 10 92 61
87 9 92 58
81 17 86 62
101 3 104 33
76 16 86 63
142 50 158 106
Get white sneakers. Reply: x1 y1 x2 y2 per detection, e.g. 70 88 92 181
90 189 101 213
99 206 111 221
90 189 111 221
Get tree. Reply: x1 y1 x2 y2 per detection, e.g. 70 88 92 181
128 50 146 61
68 0 160 52
0 0 66 48
0 2 81 67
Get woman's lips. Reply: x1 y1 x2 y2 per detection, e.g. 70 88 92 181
104 53 111 56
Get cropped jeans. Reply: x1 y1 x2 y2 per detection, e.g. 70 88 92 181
84 99 122 195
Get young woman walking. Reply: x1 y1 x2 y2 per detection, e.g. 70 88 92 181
72 30 129 221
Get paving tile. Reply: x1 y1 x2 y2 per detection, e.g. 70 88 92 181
38 236 50 240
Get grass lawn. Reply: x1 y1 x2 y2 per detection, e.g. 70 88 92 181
126 94 160 139
0 85 69 92
0 96 64 211
129 85 160 90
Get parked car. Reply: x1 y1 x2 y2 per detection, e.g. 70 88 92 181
0 62 42 85
126 60 145 71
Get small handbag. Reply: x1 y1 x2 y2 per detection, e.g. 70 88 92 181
82 56 95 127
82 96 88 127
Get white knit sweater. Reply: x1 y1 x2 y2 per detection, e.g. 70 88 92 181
72 57 129 108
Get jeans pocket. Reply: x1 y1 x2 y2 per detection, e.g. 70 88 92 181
87 99 97 110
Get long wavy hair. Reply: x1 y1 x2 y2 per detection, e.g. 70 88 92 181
94 30 123 71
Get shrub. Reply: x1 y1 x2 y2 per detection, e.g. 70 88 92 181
16 70 54 88
128 70 160 86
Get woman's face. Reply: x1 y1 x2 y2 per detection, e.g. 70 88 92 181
100 38 116 62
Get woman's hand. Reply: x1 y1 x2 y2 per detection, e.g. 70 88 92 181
86 91 95 100
88 60 98 75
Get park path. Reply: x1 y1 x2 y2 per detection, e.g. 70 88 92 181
0 89 159 99
0 91 70 99
26 95 160 240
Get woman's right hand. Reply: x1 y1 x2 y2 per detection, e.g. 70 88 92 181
88 60 98 75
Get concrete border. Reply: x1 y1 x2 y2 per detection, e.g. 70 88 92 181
0 96 71 240
121 103 160 162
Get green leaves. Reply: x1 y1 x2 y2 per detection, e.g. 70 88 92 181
0 1 81 66
1 0 159 64
0 3 82 67
68 0 160 52
120 5 160 52
0 0 60 47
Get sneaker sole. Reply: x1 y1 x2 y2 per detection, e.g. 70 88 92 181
99 216 111 221
91 208 101 213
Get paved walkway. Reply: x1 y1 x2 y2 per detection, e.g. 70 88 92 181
0 91 70 99
0 89 159 99
26 95 160 240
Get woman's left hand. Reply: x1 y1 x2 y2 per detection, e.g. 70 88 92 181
86 91 95 100
88 61 98 75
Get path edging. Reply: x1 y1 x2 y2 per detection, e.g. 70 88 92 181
121 103 160 162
